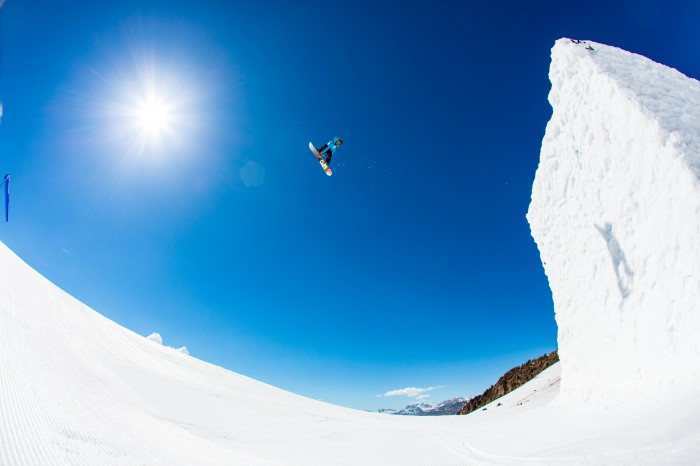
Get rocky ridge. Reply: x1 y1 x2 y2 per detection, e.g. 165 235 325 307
457 350 559 415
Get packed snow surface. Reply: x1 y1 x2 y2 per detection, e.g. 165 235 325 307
2 39 700 464
528 38 700 405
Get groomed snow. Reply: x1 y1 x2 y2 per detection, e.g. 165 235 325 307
2 38 700 464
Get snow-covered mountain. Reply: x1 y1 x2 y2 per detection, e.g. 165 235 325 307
2 38 700 464
392 397 467 416
395 402 438 416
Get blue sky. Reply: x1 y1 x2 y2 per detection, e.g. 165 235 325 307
1 0 698 411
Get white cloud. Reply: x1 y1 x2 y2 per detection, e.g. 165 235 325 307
145 332 189 356
380 386 444 398
416 394 431 400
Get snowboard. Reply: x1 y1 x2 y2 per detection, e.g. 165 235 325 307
309 142 332 176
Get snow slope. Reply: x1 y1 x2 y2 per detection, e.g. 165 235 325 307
528 39 700 404
2 38 700 464
467 362 562 416
3 239 699 465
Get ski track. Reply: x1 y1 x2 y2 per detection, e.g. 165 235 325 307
0 257 151 465
2 289 55 465
44 285 136 465
437 436 569 465
0 260 281 465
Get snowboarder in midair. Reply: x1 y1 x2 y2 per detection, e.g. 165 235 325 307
316 136 343 166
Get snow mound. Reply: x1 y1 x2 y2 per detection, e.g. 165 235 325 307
528 39 700 404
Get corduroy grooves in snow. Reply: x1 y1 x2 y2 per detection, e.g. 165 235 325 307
1 39 700 464
528 38 700 404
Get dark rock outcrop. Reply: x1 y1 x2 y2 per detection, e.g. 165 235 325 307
457 350 559 415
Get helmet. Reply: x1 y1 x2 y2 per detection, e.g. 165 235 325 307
336 137 343 146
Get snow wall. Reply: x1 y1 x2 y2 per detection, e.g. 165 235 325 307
527 39 700 404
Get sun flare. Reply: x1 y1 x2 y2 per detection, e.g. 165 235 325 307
136 98 170 134
95 49 210 161
122 87 183 154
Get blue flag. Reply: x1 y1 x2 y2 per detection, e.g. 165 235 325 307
4 174 9 222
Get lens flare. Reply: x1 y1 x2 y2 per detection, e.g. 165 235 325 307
63 21 234 174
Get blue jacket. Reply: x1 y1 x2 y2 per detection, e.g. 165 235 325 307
320 137 342 155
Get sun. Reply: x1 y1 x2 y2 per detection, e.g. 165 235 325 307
96 51 206 160
123 88 182 154
136 97 170 135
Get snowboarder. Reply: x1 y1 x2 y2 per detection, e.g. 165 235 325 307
316 136 343 166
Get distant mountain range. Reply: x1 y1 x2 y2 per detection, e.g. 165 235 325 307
380 397 468 416
380 350 559 416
